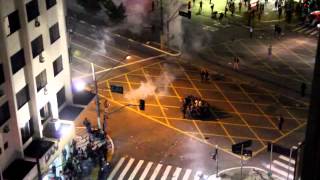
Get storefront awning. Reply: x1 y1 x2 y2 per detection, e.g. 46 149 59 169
3 159 36 180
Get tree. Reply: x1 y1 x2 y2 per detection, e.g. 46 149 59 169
77 0 101 13
101 0 126 21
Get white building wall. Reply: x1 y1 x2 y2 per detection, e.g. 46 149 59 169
0 0 72 173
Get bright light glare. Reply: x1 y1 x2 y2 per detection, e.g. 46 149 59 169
126 55 131 60
74 80 86 91
60 125 72 136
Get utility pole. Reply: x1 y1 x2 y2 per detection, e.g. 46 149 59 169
91 63 102 131
160 0 165 49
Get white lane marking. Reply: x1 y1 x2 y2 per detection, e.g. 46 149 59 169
279 155 296 164
292 26 305 31
118 158 135 180
139 162 153 180
91 24 96 28
310 30 319 35
273 160 295 171
128 160 144 180
107 157 125 180
172 167 182 180
160 165 172 180
182 169 192 180
71 42 124 64
73 31 129 55
150 164 163 180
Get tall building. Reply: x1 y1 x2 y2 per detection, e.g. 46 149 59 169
0 0 75 179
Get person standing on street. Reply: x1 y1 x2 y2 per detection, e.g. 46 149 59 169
278 115 284 131
249 26 253 38
199 1 203 13
233 56 240 70
211 4 214 13
268 44 272 60
239 1 242 12
300 82 307 97
188 1 191 9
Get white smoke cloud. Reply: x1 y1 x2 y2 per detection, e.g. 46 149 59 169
124 64 182 100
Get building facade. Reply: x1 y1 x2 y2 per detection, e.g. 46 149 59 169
0 0 73 179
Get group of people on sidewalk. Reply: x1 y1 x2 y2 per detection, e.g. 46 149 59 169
49 119 109 180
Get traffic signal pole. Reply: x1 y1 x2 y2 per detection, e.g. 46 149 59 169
160 0 165 49
91 63 102 131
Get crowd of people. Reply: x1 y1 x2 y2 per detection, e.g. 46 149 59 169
49 119 109 180
182 95 211 119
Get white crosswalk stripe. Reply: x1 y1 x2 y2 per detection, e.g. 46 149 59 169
292 25 318 37
107 156 211 180
263 154 296 180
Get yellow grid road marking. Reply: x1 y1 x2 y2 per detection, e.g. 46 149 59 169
238 41 277 74
188 132 272 142
267 92 302 125
158 63 182 101
277 42 312 69
106 81 114 100
213 82 266 147
98 93 243 159
255 39 308 83
97 60 164 85
178 61 236 144
141 67 170 125
238 85 285 136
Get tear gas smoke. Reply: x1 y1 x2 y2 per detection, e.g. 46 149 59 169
124 64 183 100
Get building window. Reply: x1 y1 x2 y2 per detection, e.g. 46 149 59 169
49 23 60 44
0 64 4 84
31 35 43 58
4 10 21 36
0 102 10 127
4 142 8 150
53 55 63 76
20 118 34 144
10 49 26 74
26 0 39 22
36 70 47 92
46 0 56 10
40 102 52 124
16 85 30 109
56 87 65 108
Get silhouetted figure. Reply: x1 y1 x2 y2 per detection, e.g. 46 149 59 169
239 1 242 12
52 165 57 178
152 1 155 11
233 56 240 70
188 1 191 9
204 69 209 81
200 69 205 81
300 82 307 97
278 116 284 131
249 26 253 38
199 1 203 13
211 4 214 13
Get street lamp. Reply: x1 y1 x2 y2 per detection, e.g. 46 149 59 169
73 63 102 132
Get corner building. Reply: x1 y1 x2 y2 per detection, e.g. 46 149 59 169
0 0 75 179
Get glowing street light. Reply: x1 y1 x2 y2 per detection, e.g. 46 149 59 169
73 80 86 92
